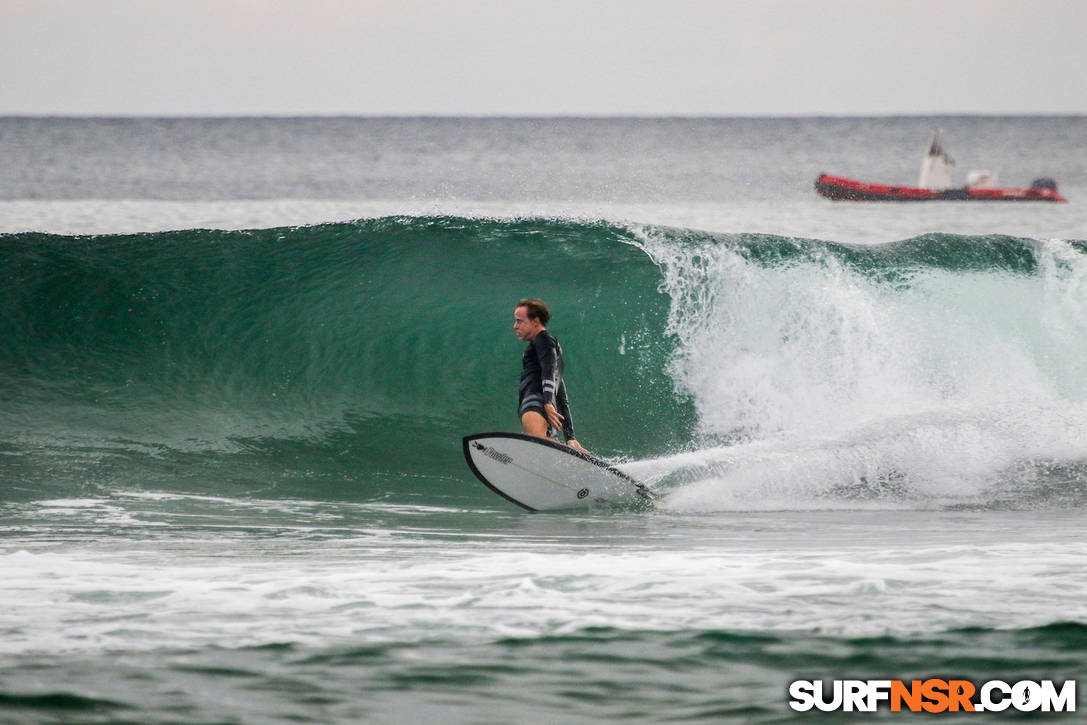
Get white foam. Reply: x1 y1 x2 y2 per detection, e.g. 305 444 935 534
626 231 1087 510
3 517 1087 654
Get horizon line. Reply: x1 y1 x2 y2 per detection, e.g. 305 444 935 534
3 111 1086 121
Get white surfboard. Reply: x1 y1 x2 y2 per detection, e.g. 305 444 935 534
463 432 654 512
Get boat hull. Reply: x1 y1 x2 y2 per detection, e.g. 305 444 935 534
815 173 1067 203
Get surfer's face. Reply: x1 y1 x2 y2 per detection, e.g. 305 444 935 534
513 306 544 341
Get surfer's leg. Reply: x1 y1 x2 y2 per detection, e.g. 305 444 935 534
520 410 549 439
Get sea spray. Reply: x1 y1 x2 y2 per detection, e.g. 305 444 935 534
628 227 1087 509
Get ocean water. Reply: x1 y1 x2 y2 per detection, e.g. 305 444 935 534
2 116 1087 723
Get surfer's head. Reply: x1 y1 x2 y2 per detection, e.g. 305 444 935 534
513 298 550 340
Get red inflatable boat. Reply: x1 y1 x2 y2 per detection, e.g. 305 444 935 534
815 131 1067 203
815 173 1068 203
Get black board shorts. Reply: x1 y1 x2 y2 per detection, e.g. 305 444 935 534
518 392 547 419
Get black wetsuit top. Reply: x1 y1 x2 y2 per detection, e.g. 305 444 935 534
518 329 575 441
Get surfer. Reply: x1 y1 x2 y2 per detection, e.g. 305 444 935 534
513 298 584 451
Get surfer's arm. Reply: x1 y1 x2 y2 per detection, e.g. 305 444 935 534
547 400 582 451
555 380 581 449
533 334 562 408
534 333 582 449
541 384 582 450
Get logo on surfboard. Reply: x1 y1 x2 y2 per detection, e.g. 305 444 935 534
473 441 513 465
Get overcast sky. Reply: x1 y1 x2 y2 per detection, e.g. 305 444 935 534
3 0 1085 116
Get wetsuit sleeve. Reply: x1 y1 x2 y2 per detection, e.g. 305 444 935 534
532 334 563 407
556 380 576 441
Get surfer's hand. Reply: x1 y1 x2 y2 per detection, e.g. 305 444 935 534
567 439 585 452
544 403 564 430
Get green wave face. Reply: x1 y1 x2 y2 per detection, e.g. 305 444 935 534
3 217 1086 504
1 217 692 500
